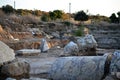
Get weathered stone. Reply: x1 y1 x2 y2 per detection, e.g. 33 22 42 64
103 75 115 80
0 41 15 66
1 58 30 78
16 49 40 56
21 77 49 80
76 35 97 56
40 38 49 52
5 77 16 80
61 41 79 56
77 34 97 49
109 50 120 80
49 55 107 80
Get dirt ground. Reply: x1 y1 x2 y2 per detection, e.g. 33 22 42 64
16 45 118 79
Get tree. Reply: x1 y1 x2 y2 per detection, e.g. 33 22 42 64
49 10 63 20
41 14 50 22
109 13 118 23
2 5 14 13
49 11 56 20
53 10 63 19
117 12 120 23
74 11 88 21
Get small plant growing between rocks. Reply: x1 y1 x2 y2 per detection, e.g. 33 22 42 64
74 25 85 36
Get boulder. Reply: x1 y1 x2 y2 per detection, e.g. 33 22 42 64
0 41 15 66
61 41 79 56
49 55 107 80
40 38 49 53
77 35 97 56
1 58 30 79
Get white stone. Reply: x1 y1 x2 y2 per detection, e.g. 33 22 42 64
63 41 79 56
16 49 40 56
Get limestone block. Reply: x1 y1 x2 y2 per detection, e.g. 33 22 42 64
49 56 107 80
16 49 40 56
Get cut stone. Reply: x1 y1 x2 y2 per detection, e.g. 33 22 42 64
49 56 107 80
16 49 40 56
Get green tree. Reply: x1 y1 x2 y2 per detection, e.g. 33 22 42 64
117 12 120 23
74 11 88 21
49 10 63 20
41 14 49 22
53 10 63 19
2 5 14 13
109 13 118 23
49 11 56 20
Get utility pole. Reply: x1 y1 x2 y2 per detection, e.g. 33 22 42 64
14 1 15 9
69 3 71 21
14 1 16 13
69 3 71 29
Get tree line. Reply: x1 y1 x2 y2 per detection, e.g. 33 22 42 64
109 12 120 23
1 4 120 23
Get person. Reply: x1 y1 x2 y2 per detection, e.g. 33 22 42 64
40 38 49 53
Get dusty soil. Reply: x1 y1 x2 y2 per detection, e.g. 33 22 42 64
16 46 117 79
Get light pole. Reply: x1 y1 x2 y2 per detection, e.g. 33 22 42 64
14 1 15 9
69 3 71 21
14 1 16 13
69 3 71 29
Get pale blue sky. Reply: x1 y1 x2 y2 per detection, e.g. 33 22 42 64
0 0 120 17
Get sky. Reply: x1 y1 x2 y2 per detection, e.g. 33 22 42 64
0 0 120 17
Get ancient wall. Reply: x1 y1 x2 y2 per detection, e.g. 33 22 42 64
88 24 120 49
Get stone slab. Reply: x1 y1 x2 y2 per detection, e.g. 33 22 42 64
16 49 41 56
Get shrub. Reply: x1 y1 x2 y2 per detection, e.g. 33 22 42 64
74 26 84 36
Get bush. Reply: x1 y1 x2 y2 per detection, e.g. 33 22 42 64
41 14 49 22
74 26 84 36
62 21 71 26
